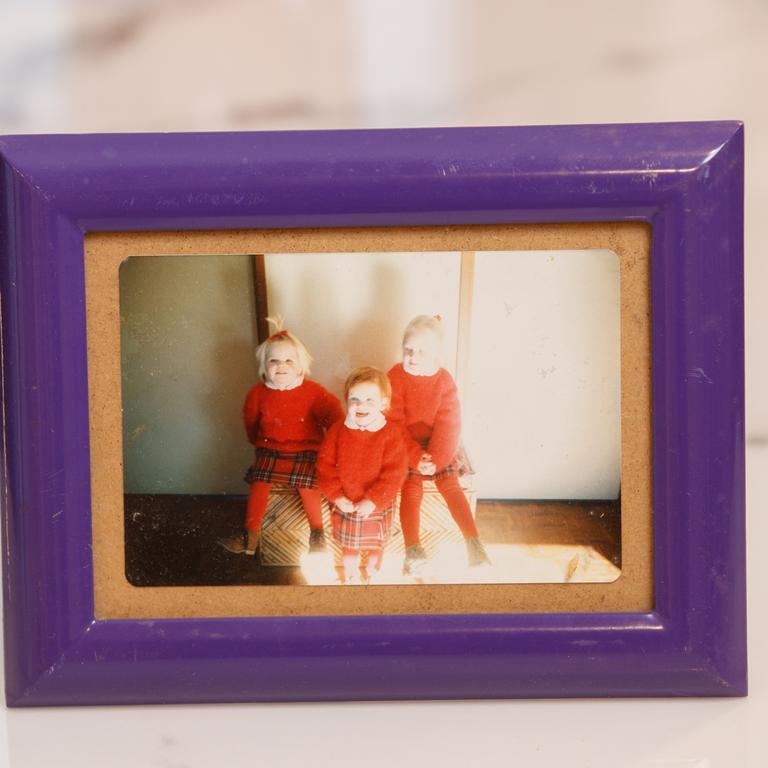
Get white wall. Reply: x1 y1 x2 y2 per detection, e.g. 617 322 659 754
463 250 621 499
266 249 620 500
264 251 461 396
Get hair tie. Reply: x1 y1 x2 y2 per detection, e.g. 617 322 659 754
433 314 442 322
269 329 289 341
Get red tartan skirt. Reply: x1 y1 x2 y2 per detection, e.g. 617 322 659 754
331 503 394 550
406 440 471 481
407 462 462 482
244 448 318 488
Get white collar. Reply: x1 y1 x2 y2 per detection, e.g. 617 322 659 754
344 412 387 432
265 375 304 391
404 364 440 377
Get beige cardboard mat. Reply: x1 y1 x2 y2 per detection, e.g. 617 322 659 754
85 223 652 619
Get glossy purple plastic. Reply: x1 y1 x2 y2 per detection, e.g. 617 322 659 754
0 123 745 705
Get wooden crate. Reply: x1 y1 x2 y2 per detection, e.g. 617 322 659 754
259 477 476 566
255 488 316 566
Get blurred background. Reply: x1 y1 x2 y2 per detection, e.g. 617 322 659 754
1 0 764 431
1 0 765 766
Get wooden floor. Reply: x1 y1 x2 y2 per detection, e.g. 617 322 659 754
124 494 620 587
479 500 620 565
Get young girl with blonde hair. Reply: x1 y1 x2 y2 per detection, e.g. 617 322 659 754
219 319 343 556
388 314 491 575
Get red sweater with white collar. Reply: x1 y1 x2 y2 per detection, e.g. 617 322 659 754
316 421 407 509
242 379 343 452
387 363 461 471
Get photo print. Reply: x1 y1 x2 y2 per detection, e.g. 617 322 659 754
119 248 621 587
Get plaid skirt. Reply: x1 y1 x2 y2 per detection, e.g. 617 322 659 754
408 462 462 482
332 502 394 550
244 448 318 488
407 444 471 482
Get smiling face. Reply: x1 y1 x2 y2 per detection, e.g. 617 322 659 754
402 329 441 376
265 340 301 389
346 381 388 428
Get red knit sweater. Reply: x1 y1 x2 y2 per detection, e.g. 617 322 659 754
387 363 461 471
242 379 343 452
316 421 407 509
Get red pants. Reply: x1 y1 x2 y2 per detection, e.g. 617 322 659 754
245 483 323 532
399 472 478 547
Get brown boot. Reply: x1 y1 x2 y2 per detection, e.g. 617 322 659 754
308 528 327 553
403 544 428 576
218 530 260 555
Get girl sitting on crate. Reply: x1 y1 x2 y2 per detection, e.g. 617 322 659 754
388 314 491 576
316 366 407 584
218 319 343 557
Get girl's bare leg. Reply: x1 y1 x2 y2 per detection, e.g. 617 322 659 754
342 548 360 583
365 549 384 582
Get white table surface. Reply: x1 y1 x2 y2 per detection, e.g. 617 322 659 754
0 437 764 768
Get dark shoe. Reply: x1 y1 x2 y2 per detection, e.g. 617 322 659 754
308 528 327 553
403 544 428 576
466 536 491 567
218 530 260 556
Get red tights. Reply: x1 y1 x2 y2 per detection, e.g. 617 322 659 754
245 483 323 532
399 473 478 547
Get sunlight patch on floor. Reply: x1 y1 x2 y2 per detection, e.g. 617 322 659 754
300 541 620 586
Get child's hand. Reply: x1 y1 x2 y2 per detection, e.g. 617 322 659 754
335 496 356 514
418 453 436 476
355 499 376 519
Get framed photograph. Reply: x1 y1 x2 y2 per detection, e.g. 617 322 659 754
0 122 745 705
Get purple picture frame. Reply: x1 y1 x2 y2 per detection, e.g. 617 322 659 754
0 122 745 705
